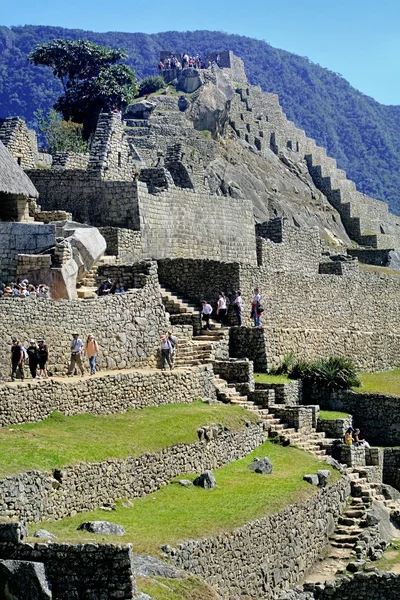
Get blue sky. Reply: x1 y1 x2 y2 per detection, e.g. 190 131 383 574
3 0 400 105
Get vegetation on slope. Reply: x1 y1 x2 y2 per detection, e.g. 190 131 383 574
0 402 258 478
1 26 400 212
31 440 340 554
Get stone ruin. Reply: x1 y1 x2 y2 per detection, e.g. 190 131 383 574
1 50 400 598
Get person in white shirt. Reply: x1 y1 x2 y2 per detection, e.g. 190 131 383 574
233 290 243 326
160 335 173 370
201 300 213 330
68 332 85 376
216 292 227 328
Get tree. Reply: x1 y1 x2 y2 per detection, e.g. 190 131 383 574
35 109 88 154
29 39 137 137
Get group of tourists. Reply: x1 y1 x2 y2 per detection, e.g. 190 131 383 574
96 279 126 296
9 332 100 382
344 426 370 448
0 280 50 299
158 53 218 72
160 331 179 370
201 289 263 329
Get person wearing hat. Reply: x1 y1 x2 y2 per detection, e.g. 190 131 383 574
68 332 85 376
37 337 49 378
10 338 24 382
160 335 173 371
27 339 39 380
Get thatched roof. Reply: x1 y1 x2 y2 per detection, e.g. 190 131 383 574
0 140 38 198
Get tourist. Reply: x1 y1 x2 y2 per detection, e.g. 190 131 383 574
251 288 262 327
160 335 173 371
201 300 213 330
167 331 179 366
68 332 85 376
96 279 112 296
10 337 24 382
233 290 243 326
216 292 228 328
84 334 99 375
344 427 353 445
27 339 38 380
37 337 49 378
353 428 370 448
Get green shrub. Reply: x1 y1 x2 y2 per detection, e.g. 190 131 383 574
138 75 165 96
270 352 296 375
303 357 360 390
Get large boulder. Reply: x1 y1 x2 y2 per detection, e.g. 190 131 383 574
125 100 157 120
193 470 216 489
0 560 52 599
177 68 202 93
248 457 273 474
77 521 125 535
189 81 231 137
132 554 184 578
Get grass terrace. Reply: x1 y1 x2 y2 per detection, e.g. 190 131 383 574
254 373 292 384
30 440 341 554
357 370 400 397
0 402 259 478
136 576 219 600
319 410 350 420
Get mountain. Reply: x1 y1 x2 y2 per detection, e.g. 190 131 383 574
1 25 400 213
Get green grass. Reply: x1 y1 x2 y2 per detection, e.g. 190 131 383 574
373 540 400 572
31 441 341 554
357 370 400 396
0 402 258 478
254 373 292 384
137 576 219 600
319 410 350 420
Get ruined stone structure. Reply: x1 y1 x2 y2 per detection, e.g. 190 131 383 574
2 50 400 599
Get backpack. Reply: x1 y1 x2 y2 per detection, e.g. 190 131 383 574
257 300 264 314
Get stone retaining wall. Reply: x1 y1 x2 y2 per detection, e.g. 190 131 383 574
0 539 135 599
317 415 352 439
304 572 400 600
309 388 400 446
0 423 265 522
167 477 350 599
0 261 167 377
229 327 268 372
0 365 216 427
382 448 400 490
255 380 302 406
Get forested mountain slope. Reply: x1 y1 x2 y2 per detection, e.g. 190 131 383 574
1 25 400 212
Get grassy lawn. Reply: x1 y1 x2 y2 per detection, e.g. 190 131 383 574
357 370 400 396
373 540 400 572
0 402 258 478
137 576 219 600
30 441 341 555
359 264 400 278
319 410 350 420
254 373 292 384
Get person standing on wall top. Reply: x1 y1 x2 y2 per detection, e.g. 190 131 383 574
68 332 85 377
216 292 228 328
201 300 213 330
233 290 243 326
251 288 263 327
10 338 24 381
27 339 38 380
84 334 99 375
160 335 173 371
37 337 49 378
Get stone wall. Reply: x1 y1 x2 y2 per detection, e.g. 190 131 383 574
0 221 56 282
0 365 215 427
167 477 350 599
26 170 140 229
255 380 302 406
138 183 257 264
213 358 254 395
0 261 167 376
88 112 136 180
309 388 400 446
0 537 136 599
52 151 89 169
317 415 352 439
0 117 35 169
304 572 400 600
0 423 265 522
382 448 400 490
99 227 142 262
229 327 268 372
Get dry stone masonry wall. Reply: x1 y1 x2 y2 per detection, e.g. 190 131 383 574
0 423 265 522
168 477 350 600
0 365 216 427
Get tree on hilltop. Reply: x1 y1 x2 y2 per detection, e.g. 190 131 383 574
29 39 137 137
